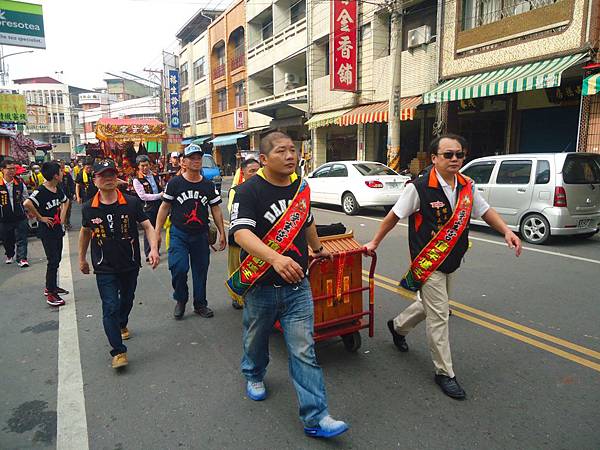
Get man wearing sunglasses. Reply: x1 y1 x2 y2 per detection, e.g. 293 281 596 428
365 133 521 400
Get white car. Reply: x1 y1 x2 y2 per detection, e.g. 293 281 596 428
306 161 410 215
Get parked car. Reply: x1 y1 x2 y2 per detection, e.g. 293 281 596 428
201 154 222 193
306 161 410 215
461 153 600 244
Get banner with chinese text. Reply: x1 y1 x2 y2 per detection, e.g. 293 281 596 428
0 93 26 123
330 0 358 92
168 70 181 128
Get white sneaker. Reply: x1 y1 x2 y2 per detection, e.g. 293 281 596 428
17 259 29 268
5 256 14 264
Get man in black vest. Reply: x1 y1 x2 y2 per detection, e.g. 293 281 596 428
132 155 163 258
365 133 521 400
0 158 29 267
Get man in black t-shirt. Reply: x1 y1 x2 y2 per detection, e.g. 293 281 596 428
78 159 159 370
24 161 70 307
75 158 98 204
229 131 348 439
155 144 226 320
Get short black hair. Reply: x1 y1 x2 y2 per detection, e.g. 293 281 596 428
136 155 150 165
259 130 292 155
241 158 259 170
428 133 468 156
84 157 94 167
0 157 16 168
41 161 61 180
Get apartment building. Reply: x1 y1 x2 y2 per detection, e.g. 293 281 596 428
177 9 223 144
426 0 600 157
306 0 438 170
246 0 309 146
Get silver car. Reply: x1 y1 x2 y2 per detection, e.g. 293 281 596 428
461 153 600 244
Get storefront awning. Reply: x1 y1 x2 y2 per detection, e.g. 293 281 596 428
305 109 352 130
423 53 587 104
583 73 600 96
339 98 421 126
209 133 247 146
182 135 211 145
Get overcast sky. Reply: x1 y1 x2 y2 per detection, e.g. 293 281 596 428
6 0 219 90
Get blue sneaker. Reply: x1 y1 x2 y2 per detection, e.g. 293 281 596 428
246 381 266 401
304 415 349 438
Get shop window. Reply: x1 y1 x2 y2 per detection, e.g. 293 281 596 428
234 82 246 107
193 57 205 80
196 99 207 121
181 100 190 124
535 160 550 184
217 89 227 112
290 0 306 24
496 160 532 184
180 62 189 87
462 161 496 184
462 0 557 30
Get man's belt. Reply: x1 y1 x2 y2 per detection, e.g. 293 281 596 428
400 180 474 292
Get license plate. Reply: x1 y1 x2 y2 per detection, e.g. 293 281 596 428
577 219 591 228
387 182 400 189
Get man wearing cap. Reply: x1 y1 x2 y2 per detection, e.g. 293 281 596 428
155 144 226 320
78 159 160 369
132 155 163 258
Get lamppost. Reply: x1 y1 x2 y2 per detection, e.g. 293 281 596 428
0 49 35 85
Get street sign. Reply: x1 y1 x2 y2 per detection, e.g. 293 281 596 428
0 0 45 49
168 70 180 129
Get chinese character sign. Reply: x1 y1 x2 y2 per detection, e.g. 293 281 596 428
330 0 358 92
168 70 181 129
0 94 27 124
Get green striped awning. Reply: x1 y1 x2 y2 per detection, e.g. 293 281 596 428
305 109 352 130
423 53 587 104
583 73 600 96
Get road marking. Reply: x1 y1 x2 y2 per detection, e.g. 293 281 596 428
57 232 90 450
364 270 600 361
363 276 600 373
312 207 600 265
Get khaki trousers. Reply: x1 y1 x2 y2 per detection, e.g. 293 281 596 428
393 271 455 378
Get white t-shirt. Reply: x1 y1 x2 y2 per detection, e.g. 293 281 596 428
392 171 490 220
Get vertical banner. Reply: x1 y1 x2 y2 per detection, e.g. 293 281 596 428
168 69 180 128
330 0 358 92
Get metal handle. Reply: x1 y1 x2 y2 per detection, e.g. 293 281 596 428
517 188 527 193
477 187 485 192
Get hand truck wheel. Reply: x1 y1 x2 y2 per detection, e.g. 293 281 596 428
341 331 362 352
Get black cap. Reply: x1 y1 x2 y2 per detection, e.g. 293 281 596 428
93 159 118 175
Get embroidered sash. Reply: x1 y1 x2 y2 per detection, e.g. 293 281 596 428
226 171 310 302
400 180 474 292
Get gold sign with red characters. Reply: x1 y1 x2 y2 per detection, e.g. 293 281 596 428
330 0 358 92
400 182 474 292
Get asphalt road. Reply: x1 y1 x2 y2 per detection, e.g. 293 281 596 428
1 179 599 450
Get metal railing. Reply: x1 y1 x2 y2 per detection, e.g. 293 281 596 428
212 64 226 79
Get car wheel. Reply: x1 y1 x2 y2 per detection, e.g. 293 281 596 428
520 213 551 244
342 192 360 215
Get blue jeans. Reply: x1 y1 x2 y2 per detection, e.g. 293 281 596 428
96 270 139 356
168 225 210 308
241 278 329 427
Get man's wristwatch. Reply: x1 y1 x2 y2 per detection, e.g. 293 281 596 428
312 245 324 253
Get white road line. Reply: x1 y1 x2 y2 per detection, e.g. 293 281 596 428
57 232 89 450
312 207 600 265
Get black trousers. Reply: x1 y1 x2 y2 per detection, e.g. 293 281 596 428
41 236 63 292
0 219 28 260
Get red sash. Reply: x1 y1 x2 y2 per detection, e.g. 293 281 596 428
400 179 473 292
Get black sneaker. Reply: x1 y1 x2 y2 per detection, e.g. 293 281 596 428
44 287 69 296
231 301 243 310
174 301 186 320
387 320 408 352
194 306 214 318
435 374 466 400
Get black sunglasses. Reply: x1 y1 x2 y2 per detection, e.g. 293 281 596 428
437 151 466 160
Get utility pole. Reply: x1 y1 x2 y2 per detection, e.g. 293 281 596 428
386 0 403 172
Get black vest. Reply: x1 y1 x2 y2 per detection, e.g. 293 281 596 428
408 167 470 274
136 174 161 211
0 178 27 222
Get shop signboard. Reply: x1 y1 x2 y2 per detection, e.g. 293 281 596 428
0 0 45 49
168 69 181 129
234 109 245 130
0 93 26 123
330 0 358 92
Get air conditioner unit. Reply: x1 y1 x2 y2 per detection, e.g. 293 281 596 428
513 1 531 14
284 72 300 89
407 25 431 49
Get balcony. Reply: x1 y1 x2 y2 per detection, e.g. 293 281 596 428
229 46 245 71
212 64 226 80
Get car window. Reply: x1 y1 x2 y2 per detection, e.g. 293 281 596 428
312 165 331 178
535 160 551 184
562 155 600 184
202 155 216 169
496 160 532 184
328 164 348 177
353 163 397 176
462 161 495 184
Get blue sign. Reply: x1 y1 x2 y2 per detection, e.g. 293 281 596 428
168 70 180 128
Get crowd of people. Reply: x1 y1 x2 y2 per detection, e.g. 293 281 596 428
1 131 522 439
